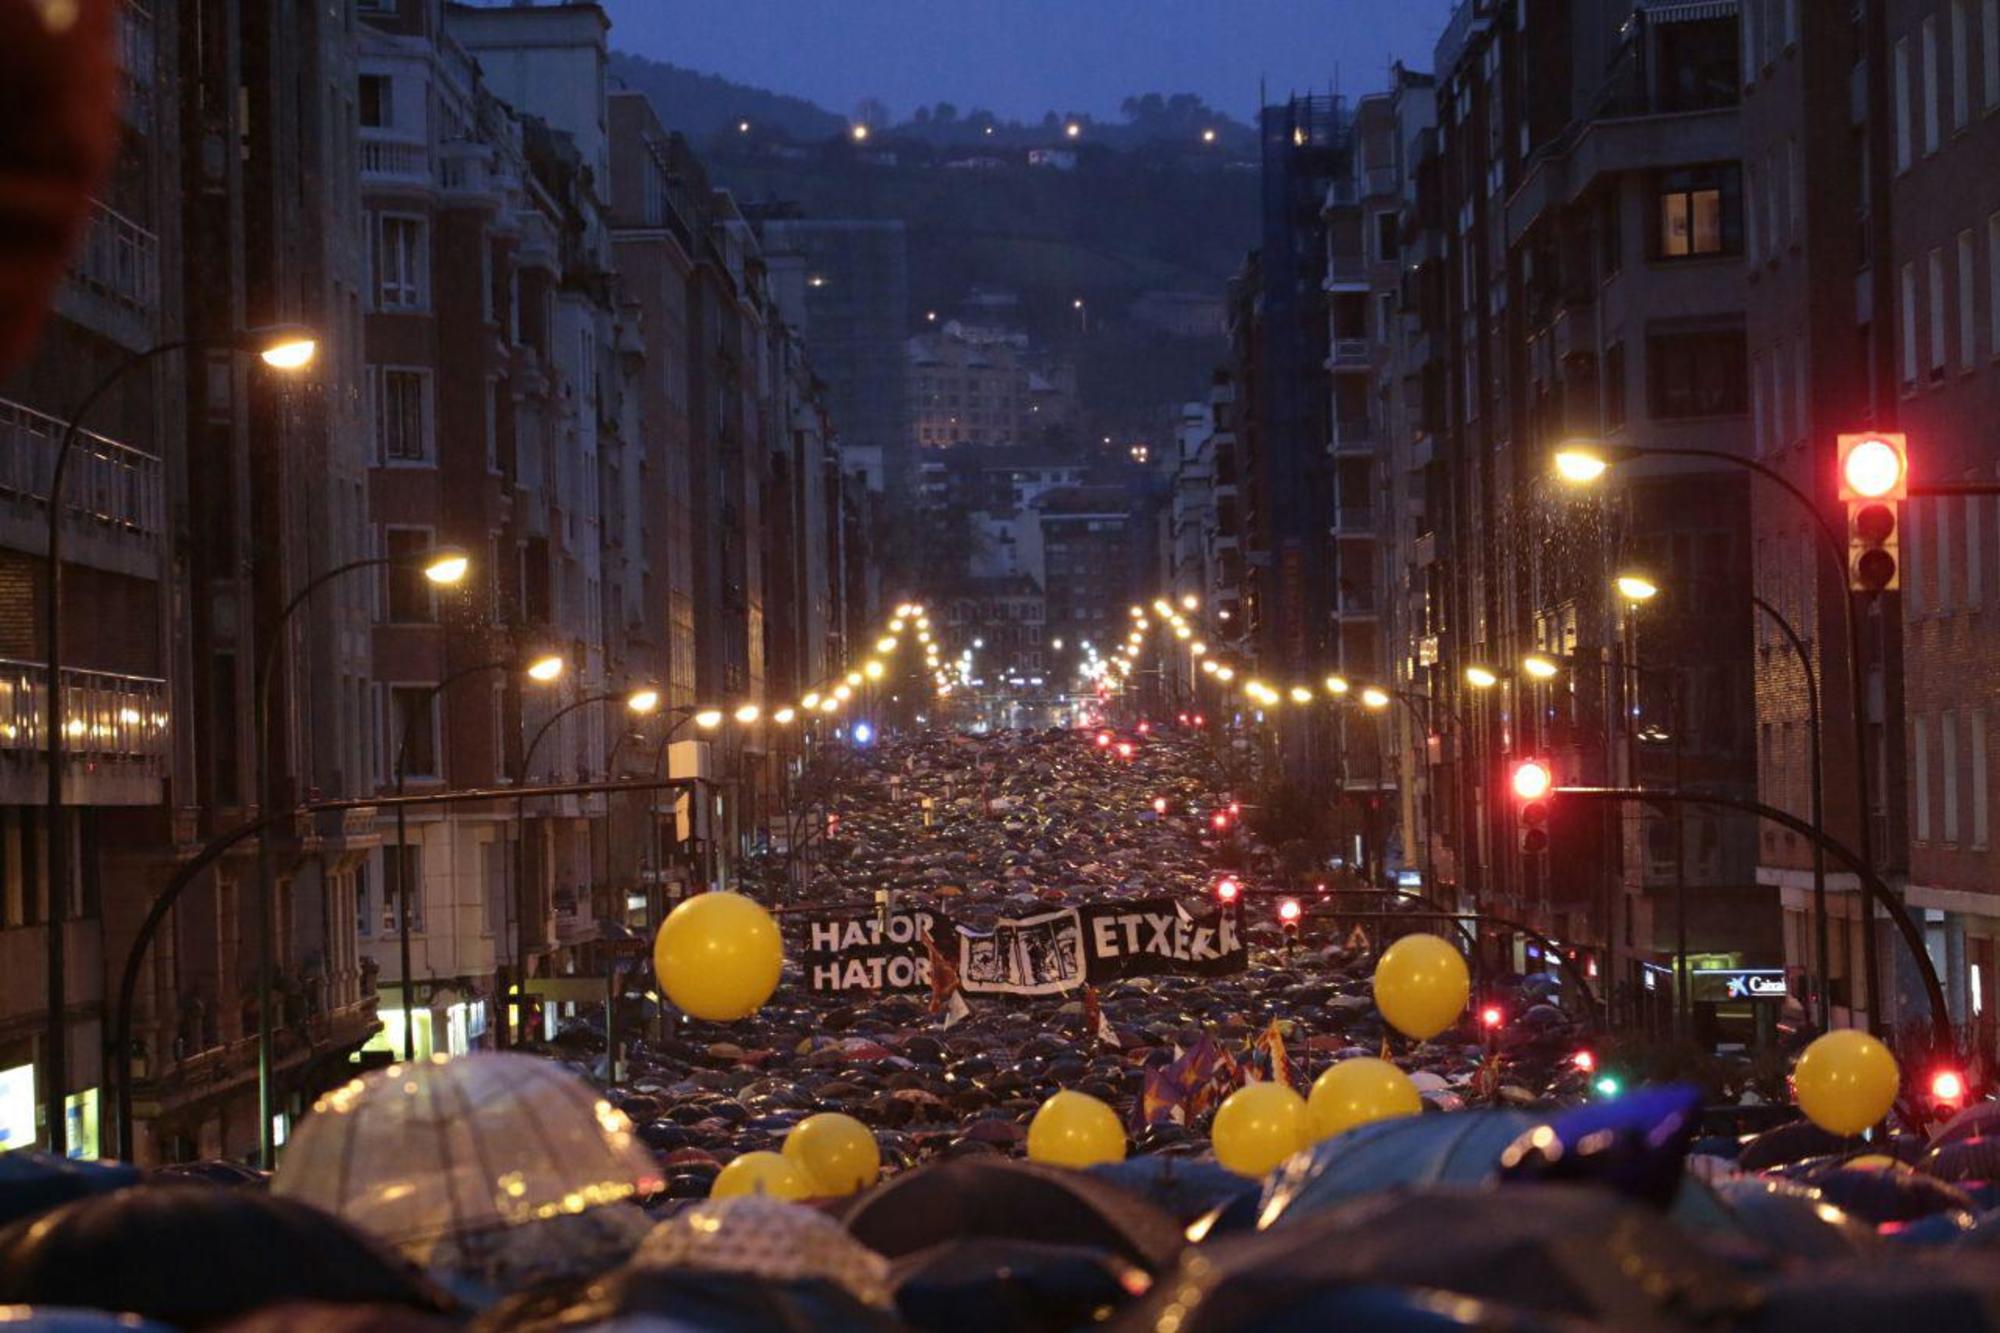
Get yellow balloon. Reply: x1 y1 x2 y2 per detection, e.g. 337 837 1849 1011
1372 933 1470 1040
1308 1058 1423 1142
711 1150 812 1201
1027 1090 1127 1168
652 891 783 1021
1793 1030 1900 1137
783 1112 882 1195
1211 1081 1309 1178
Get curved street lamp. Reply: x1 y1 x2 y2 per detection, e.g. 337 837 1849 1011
41 325 314 1159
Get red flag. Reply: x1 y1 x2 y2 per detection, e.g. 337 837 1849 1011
921 928 970 1029
1251 1019 1293 1089
1082 984 1120 1049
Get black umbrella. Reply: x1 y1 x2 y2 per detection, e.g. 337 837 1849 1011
1795 1160 1979 1225
0 1152 139 1229
891 1238 1148 1333
1087 1158 1257 1226
1736 1120 1853 1171
0 1185 453 1329
1710 1179 1879 1262
1114 1186 1756 1329
840 1158 1184 1274
1746 1252 2000 1331
1256 1110 1538 1227
477 1269 900 1333
1930 1101 2000 1149
151 1160 269 1189
1920 1134 2000 1185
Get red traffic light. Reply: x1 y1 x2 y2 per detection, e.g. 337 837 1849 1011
1215 877 1240 903
1479 1006 1504 1029
1116 741 1135 758
1931 1068 1968 1103
1152 796 1169 814
1571 1049 1597 1073
1138 721 1150 734
1278 899 1302 924
1178 712 1190 725
1095 731 1113 748
1212 811 1230 830
1193 714 1206 727
1511 761 1553 801
1840 434 1907 501
1229 802 1241 815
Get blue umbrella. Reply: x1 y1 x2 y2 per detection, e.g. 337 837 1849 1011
0 1153 139 1229
1257 1110 1538 1228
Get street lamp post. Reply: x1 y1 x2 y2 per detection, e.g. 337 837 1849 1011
388 651 564 1062
253 544 467 1164
1556 441 1886 1032
40 324 314 1156
508 687 659 1048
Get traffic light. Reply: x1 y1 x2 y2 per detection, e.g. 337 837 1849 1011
1479 1005 1504 1030
1930 1067 1968 1106
1095 731 1114 749
1570 1049 1597 1074
1838 433 1907 593
1214 877 1241 904
1152 796 1169 815
1512 760 1553 855
1279 898 1301 953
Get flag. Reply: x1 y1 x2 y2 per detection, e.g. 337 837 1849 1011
1474 1052 1503 1104
1344 923 1371 954
1170 1035 1242 1120
922 928 971 1029
1250 1019 1293 1090
1082 984 1120 1049
1134 1065 1187 1128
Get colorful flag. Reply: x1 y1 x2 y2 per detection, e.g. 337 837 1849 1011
922 928 971 1029
1134 1065 1187 1128
1170 1034 1242 1120
1250 1019 1293 1089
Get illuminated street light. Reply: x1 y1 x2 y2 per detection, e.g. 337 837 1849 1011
833 684 853 702
625 687 661 714
876 636 897 653
693 709 724 729
864 660 885 680
420 547 471 585
526 654 565 683
1360 687 1391 710
1465 665 1499 690
1522 655 1561 680
255 327 319 370
851 123 870 142
734 703 760 724
1323 676 1350 696
773 707 797 724
1216 666 1235 682
1552 446 1611 484
801 691 821 709
1615 574 1660 603
1181 593 1199 610
847 671 864 687
1289 686 1313 704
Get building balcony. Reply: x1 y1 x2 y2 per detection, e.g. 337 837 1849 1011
437 141 504 206
0 395 165 577
1329 504 1377 537
117 1 155 132
360 133 430 186
1325 338 1373 372
0 658 169 805
56 200 159 351
1322 258 1368 291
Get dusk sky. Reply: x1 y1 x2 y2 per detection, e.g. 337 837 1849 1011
596 1 1461 124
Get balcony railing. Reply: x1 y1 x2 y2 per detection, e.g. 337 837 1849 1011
0 395 165 545
0 659 169 764
360 135 429 183
68 200 159 320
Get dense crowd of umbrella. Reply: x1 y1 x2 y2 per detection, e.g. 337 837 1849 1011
3 724 2000 1329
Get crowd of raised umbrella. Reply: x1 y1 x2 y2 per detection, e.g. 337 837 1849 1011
3 723 2000 1329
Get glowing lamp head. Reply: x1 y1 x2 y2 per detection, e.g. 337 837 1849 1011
1616 574 1659 603
833 684 853 702
1553 448 1610 484
248 324 319 370
1289 686 1313 704
1324 676 1350 696
693 709 724 730
852 722 875 745
1360 687 1391 710
1511 760 1554 802
773 707 797 724
525 654 565 683
876 636 897 653
1181 593 1199 610
1278 899 1302 924
819 697 840 713
1843 436 1905 499
801 692 821 709
864 660 885 680
1522 655 1560 681
1465 665 1500 690
625 688 660 715
1216 666 1235 683
732 703 760 724
421 548 471 585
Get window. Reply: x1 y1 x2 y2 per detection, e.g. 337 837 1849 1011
1940 495 1956 609
384 843 423 934
355 862 372 937
1895 37 1913 171
384 528 439 624
1647 327 1748 418
1975 709 1991 849
358 74 391 129
1900 261 1919 388
1930 247 1948 379
1925 15 1942 154
1654 165 1740 258
1794 338 1808 442
1972 494 1986 606
1909 498 1927 614
1915 714 1932 841
1373 211 1398 262
1944 710 1961 844
1963 229 1980 371
1772 341 1787 443
377 368 429 463
1745 164 1760 262
1605 341 1626 429
373 214 427 309
1956 1 1973 129
1987 0 2000 112
388 683 438 778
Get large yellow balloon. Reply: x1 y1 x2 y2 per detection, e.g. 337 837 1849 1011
1026 1090 1127 1168
710 1150 812 1201
1211 1081 1309 1178
1308 1057 1423 1142
1794 1029 1900 1137
783 1112 882 1195
1372 933 1470 1040
653 891 783 1021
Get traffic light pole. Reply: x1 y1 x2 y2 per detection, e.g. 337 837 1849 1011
1554 785 1950 1052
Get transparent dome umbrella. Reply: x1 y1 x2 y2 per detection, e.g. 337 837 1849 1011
272 1052 663 1266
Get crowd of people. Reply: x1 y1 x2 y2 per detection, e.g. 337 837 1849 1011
2 721 1999 1330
